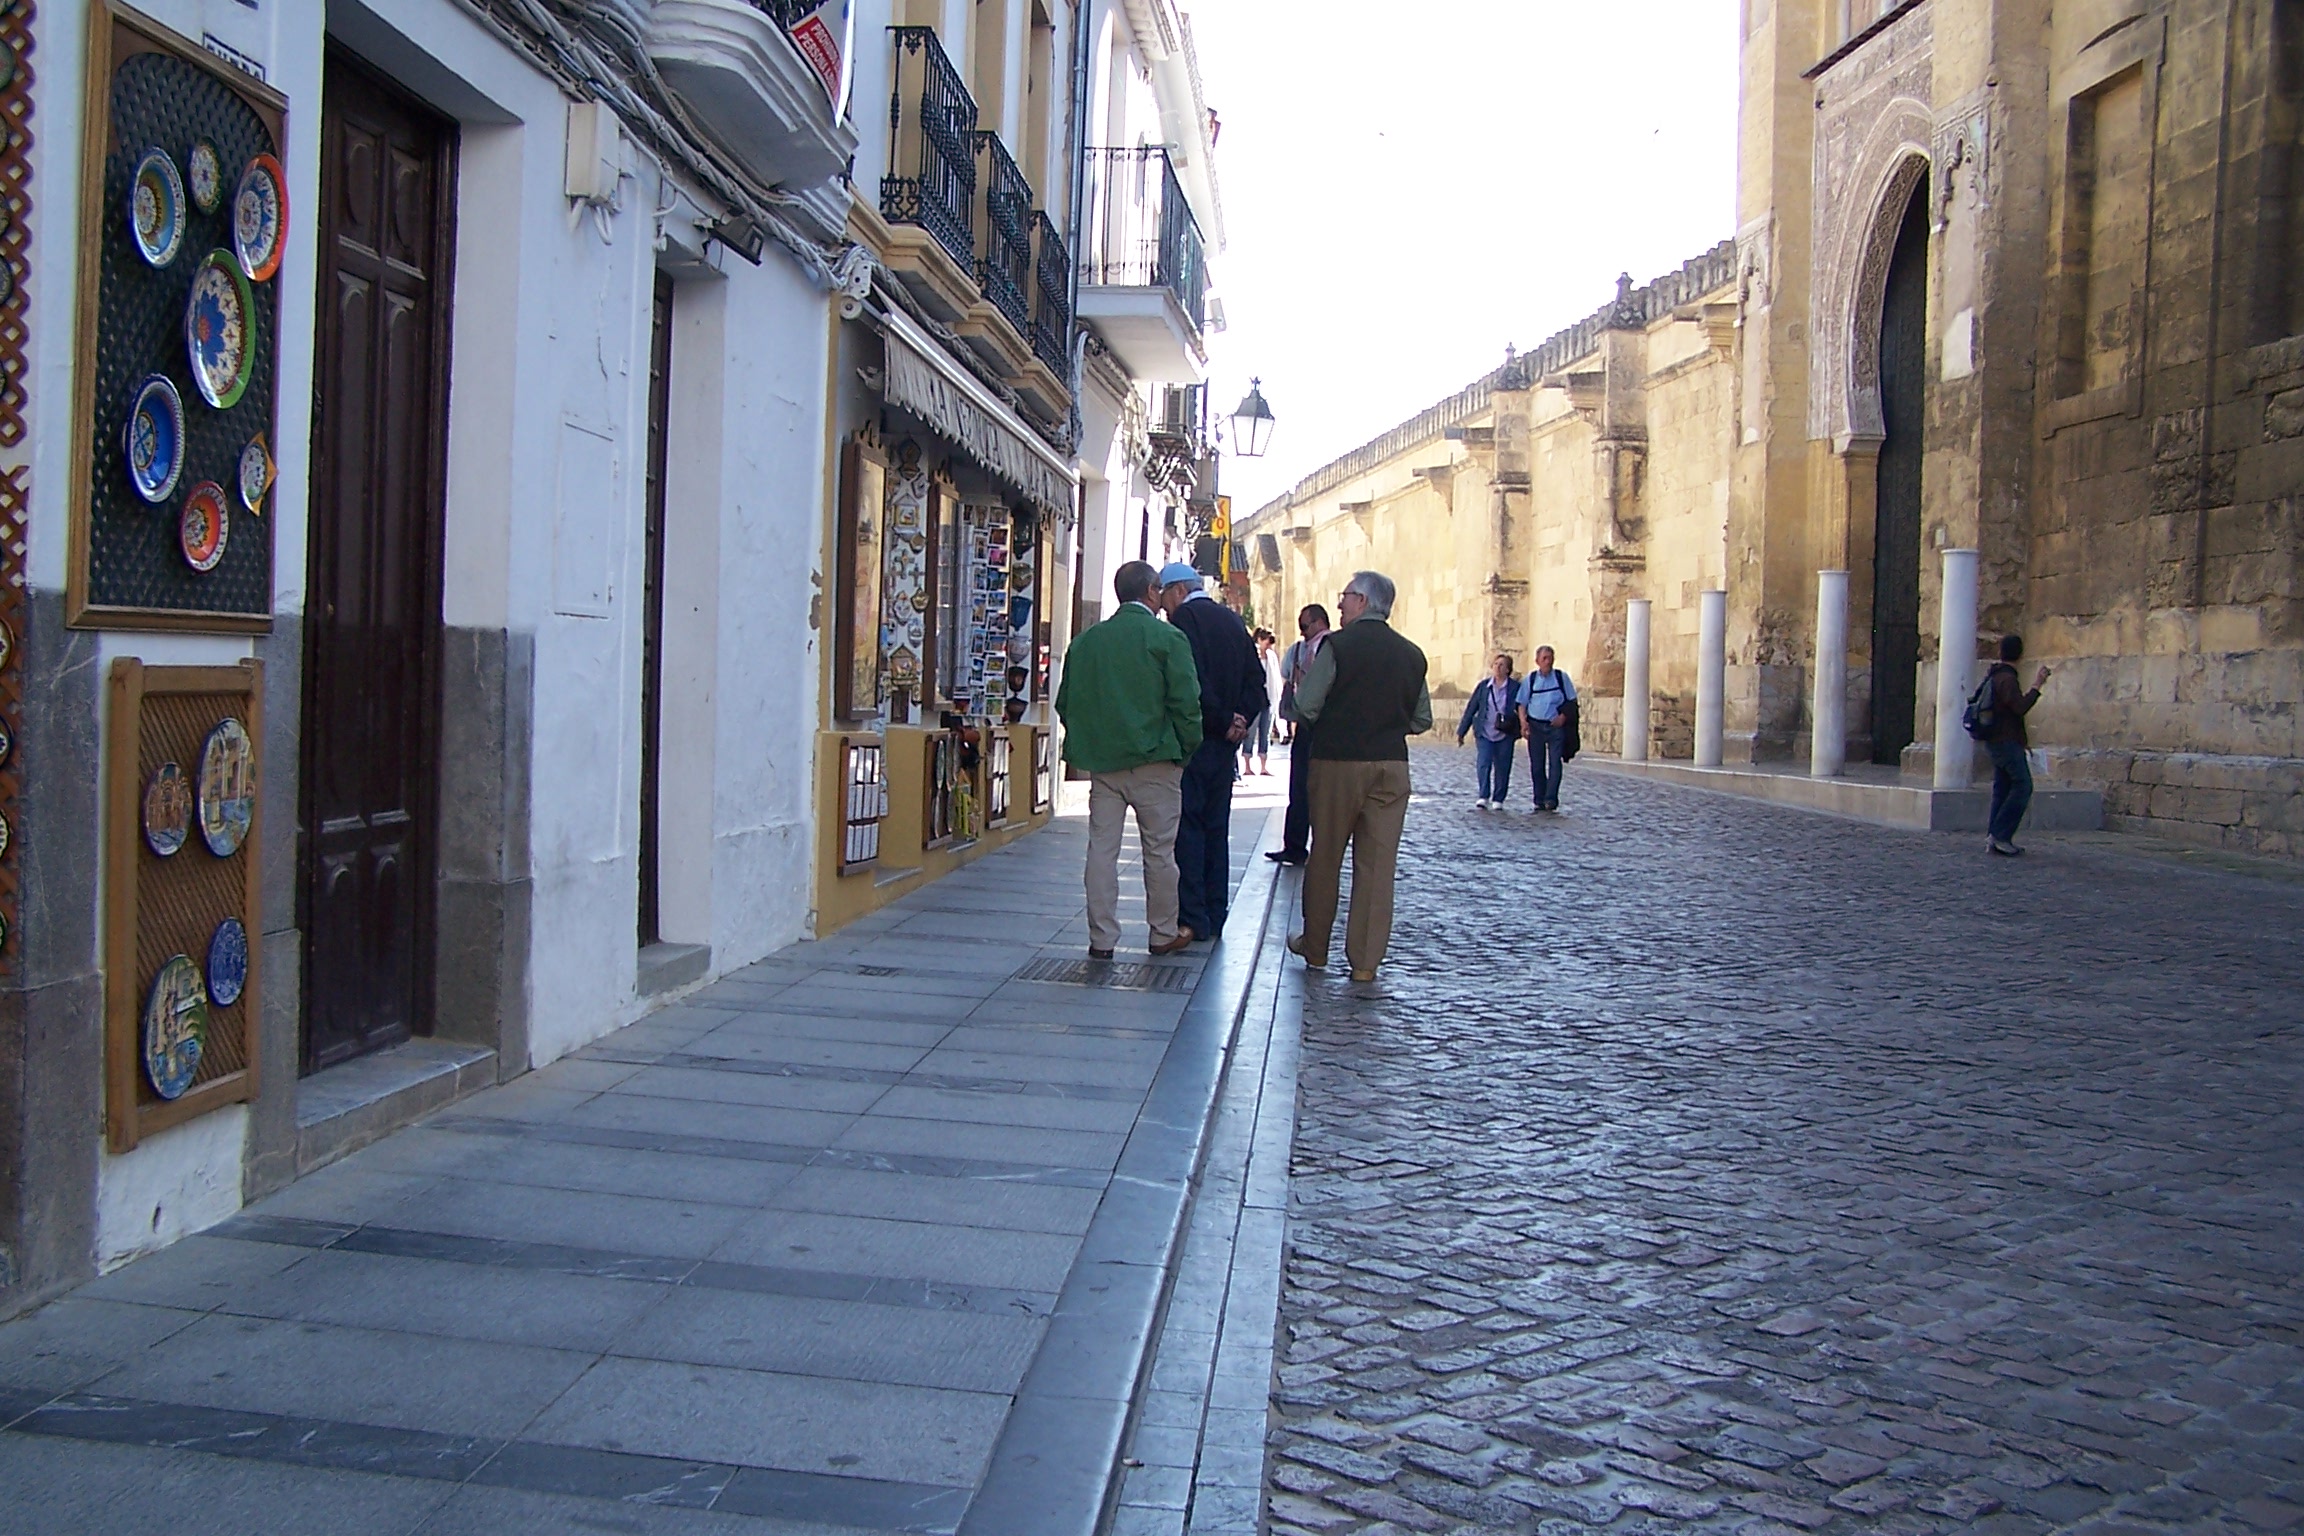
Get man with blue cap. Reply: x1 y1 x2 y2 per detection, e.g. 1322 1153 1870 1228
1156 562 1267 943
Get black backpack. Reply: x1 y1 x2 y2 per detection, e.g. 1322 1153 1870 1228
1961 665 2008 741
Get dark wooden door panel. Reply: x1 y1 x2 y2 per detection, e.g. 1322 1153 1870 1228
1872 183 1928 765
303 51 455 1072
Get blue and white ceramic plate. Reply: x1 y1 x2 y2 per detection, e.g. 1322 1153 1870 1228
206 918 248 1008
142 954 207 1101
143 761 190 857
184 251 255 409
125 374 186 504
129 147 185 268
198 716 255 857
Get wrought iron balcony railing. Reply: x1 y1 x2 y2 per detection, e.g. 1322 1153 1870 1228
1081 147 1207 332
881 27 979 270
974 131 1034 336
745 0 820 28
1030 210 1071 377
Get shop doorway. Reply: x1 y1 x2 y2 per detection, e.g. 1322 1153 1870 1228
301 50 457 1071
638 273 673 946
1870 180 1928 765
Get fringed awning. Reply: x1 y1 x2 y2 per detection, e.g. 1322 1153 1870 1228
881 310 1077 520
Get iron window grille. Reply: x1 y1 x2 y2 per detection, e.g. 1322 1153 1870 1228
1081 147 1207 332
840 738 886 873
924 729 961 848
975 132 1035 336
987 729 1014 826
881 28 979 271
1030 210 1072 377
745 0 821 28
1033 727 1052 813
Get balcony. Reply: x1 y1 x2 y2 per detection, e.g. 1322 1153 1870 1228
1030 211 1072 379
643 0 858 229
1078 147 1208 384
880 27 980 277
975 131 1034 337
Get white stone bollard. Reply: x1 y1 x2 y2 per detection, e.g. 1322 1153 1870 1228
1622 599 1651 762
1810 571 1848 778
1933 548 1980 789
1695 590 1726 767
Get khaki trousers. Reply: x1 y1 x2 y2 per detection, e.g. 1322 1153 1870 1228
1085 762 1185 953
1298 758 1411 973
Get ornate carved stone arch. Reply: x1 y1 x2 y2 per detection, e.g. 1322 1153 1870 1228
1808 107 1931 447
1843 147 1933 443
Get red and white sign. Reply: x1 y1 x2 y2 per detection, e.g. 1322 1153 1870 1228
787 0 852 113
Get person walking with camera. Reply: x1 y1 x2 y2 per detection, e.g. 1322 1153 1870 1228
1972 633 2053 857
1456 653 1520 809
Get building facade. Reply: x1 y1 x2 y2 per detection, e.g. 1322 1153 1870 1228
1248 0 2303 857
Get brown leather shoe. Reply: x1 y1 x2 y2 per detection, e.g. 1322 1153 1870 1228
1351 969 1378 984
1088 948 1115 961
1285 933 1326 968
1149 928 1194 956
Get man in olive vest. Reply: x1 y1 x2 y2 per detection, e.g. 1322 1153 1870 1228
1287 570 1431 983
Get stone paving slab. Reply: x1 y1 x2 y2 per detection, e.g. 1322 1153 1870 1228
1264 745 2304 1535
0 786 1285 1534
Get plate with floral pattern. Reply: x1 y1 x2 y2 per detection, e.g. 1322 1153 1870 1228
186 139 224 214
126 374 187 504
232 153 286 282
238 435 273 514
184 251 255 409
180 481 229 572
129 146 185 268
142 954 208 1101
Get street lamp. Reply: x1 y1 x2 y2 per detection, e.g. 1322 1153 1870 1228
1228 378 1276 459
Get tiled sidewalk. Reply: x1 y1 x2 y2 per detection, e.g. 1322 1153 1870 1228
0 790 1283 1535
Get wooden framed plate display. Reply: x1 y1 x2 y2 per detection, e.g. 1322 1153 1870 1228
230 152 285 282
68 3 285 632
178 480 228 571
105 659 263 1152
127 146 184 267
125 373 185 503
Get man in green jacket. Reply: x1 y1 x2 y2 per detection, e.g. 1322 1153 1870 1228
1057 560 1204 959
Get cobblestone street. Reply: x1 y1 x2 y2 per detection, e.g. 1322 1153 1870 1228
1267 747 2304 1536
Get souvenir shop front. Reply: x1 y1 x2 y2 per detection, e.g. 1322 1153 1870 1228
815 312 1073 933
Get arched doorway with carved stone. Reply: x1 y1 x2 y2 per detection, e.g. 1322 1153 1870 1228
1870 177 1929 765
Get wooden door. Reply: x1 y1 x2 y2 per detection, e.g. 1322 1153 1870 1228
1871 183 1928 765
302 51 456 1072
638 274 672 946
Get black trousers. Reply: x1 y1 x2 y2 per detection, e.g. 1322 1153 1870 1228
1280 737 1311 857
1176 736 1237 936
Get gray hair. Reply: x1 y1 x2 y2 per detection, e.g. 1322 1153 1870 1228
1343 570 1395 619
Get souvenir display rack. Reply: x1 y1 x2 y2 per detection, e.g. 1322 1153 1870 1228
104 659 263 1153
961 501 1012 714
0 0 33 971
68 5 286 630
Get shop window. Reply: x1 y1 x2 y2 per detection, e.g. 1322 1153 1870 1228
2054 64 2151 397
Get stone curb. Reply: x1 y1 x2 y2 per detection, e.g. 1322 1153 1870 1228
958 808 1289 1536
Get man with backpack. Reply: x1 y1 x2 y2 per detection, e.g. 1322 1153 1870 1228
1517 646 1578 813
1963 633 2053 856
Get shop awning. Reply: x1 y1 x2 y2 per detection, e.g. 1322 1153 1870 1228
880 308 1077 519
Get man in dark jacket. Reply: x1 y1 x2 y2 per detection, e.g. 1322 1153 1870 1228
1981 633 2052 856
1157 563 1267 941
1289 570 1431 983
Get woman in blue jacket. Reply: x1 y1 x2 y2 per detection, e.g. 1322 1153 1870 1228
1455 653 1521 809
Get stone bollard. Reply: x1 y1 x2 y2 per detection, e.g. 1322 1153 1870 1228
1623 599 1651 762
1695 590 1726 767
1811 571 1848 778
1932 548 1980 789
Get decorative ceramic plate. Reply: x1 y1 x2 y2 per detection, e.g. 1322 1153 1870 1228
0 256 14 307
129 147 185 268
125 374 186 504
184 251 255 409
143 761 190 856
142 954 208 1101
0 717 11 769
0 617 15 670
231 153 286 282
198 716 255 857
186 139 224 213
237 436 273 514
180 481 229 572
0 809 9 859
206 918 249 1008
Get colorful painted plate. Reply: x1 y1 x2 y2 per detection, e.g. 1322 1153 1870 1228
0 617 15 670
186 139 224 214
237 436 273 514
0 717 12 769
198 716 255 857
129 146 185 268
180 481 229 572
143 761 190 856
142 954 208 1101
184 251 255 409
0 809 9 859
206 918 249 1008
231 153 286 283
125 374 186 504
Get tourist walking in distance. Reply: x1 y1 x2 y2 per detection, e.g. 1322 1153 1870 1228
1055 560 1204 959
1159 563 1268 942
1456 652 1520 808
1518 645 1576 813
1289 571 1431 983
1978 633 2052 856
1241 628 1281 774
1265 604 1331 866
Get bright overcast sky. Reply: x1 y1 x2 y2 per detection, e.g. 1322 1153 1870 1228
1193 1 1741 519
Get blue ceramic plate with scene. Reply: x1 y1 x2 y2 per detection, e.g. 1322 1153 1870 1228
206 918 248 1008
129 146 185 268
184 250 255 409
125 374 186 503
142 954 208 1101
